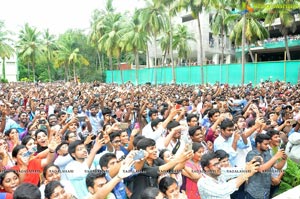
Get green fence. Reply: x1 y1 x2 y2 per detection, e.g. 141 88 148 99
105 60 300 85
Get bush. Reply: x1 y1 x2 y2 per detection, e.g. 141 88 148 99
0 78 8 83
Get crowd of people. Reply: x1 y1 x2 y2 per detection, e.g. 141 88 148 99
0 80 299 199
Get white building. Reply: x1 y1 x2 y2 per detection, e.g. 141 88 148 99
0 55 18 82
147 11 235 67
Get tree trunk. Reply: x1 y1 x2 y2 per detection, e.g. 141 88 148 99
73 63 76 82
284 33 291 60
1 58 5 80
97 50 101 71
169 12 175 83
47 62 51 82
248 44 255 62
241 15 246 85
221 25 224 65
27 62 30 79
154 34 158 85
109 56 113 83
118 57 124 85
135 49 139 85
197 15 204 84
32 60 36 82
146 44 150 68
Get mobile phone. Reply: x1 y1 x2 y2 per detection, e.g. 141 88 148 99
119 123 129 130
133 150 145 161
90 133 97 140
39 119 46 124
77 116 85 122
253 156 262 165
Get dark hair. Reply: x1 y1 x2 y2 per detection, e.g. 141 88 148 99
151 118 162 130
68 140 84 160
255 134 271 146
47 114 57 121
42 164 60 179
133 135 145 147
148 109 158 118
21 135 35 146
200 152 217 170
99 153 117 169
140 187 161 199
109 132 121 142
208 109 220 119
266 129 280 139
187 114 198 123
0 170 19 185
215 149 229 161
188 126 202 137
44 181 63 199
12 145 26 158
192 142 204 153
220 119 234 130
166 120 180 131
13 183 41 199
34 129 48 138
64 130 77 141
4 128 18 137
158 176 177 194
102 107 112 116
86 172 106 189
159 149 170 160
57 111 66 118
136 138 156 150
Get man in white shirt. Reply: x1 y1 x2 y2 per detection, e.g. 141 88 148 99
197 152 259 199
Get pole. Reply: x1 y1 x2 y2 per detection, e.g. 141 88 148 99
284 51 286 82
255 53 257 85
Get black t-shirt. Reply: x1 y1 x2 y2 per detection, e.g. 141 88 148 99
130 158 165 199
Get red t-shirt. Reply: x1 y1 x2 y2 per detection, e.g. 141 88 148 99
11 158 43 186
0 192 13 199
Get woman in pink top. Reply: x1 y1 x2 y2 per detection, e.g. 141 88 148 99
182 142 204 199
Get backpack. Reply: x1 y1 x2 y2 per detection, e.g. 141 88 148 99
285 133 300 163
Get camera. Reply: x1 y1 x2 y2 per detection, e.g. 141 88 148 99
39 119 46 124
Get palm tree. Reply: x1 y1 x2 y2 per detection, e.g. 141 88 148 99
98 12 125 84
179 0 205 84
225 2 269 84
264 0 300 60
42 29 57 82
161 0 180 83
139 0 167 84
68 48 89 82
173 24 196 63
0 21 15 81
17 23 42 82
120 10 148 85
208 0 231 65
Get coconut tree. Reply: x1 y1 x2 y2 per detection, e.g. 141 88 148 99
42 29 57 82
139 0 167 85
120 10 148 85
68 48 89 82
208 0 231 65
173 24 196 63
225 1 269 84
179 0 205 84
98 12 125 84
0 21 15 81
17 23 42 82
264 0 300 60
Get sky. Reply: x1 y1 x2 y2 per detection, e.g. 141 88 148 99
0 0 145 35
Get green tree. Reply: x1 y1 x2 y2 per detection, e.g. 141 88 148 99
264 0 300 60
68 48 89 82
140 0 167 84
0 21 15 81
179 0 205 84
208 0 231 65
225 1 269 84
42 29 57 82
17 23 42 82
120 10 148 85
173 24 196 63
